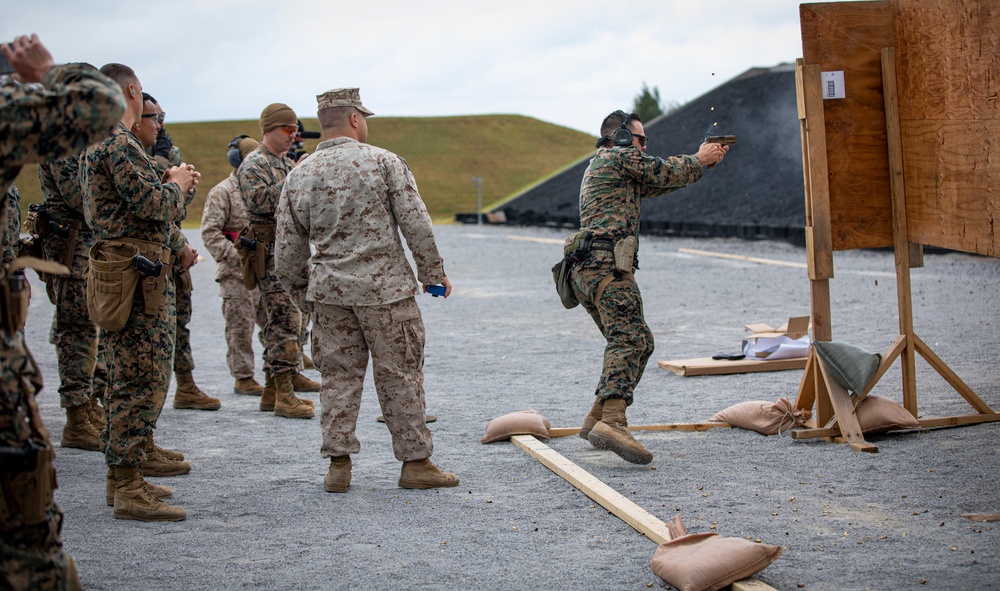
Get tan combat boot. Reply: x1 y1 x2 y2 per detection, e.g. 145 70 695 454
62 405 101 451
105 467 173 506
273 372 314 419
324 456 352 493
112 465 186 521
147 431 184 461
234 377 264 396
259 371 275 411
86 397 106 429
579 397 604 443
173 372 221 410
142 435 192 477
587 398 653 465
398 459 459 489
302 354 316 370
291 372 320 393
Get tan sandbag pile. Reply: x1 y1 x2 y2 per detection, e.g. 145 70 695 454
481 409 551 443
710 397 810 435
650 515 782 591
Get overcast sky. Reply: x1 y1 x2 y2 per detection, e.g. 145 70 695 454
3 0 841 134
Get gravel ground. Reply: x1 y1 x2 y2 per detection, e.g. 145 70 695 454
22 224 1000 591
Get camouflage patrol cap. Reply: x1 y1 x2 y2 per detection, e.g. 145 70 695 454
259 103 298 134
316 88 374 117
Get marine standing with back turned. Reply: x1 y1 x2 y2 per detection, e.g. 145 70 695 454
0 33 125 590
569 110 727 464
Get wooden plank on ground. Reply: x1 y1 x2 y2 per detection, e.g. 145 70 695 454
676 247 807 269
962 513 1000 523
548 423 731 439
510 435 674 544
658 357 807 376
509 435 779 591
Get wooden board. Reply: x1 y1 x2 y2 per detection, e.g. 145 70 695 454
800 0 1000 256
800 1 895 251
548 423 731 438
658 356 807 376
509 435 779 591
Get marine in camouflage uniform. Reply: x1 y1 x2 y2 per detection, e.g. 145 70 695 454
201 135 315 399
237 103 314 419
276 88 457 492
37 155 106 450
200 139 268 395
80 63 198 521
1 35 125 591
570 110 727 464
141 96 220 411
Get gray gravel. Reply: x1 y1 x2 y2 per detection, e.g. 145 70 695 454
23 224 1000 591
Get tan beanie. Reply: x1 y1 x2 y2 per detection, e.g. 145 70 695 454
259 103 298 134
237 136 259 159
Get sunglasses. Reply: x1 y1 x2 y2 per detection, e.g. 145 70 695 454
140 112 158 120
633 133 648 147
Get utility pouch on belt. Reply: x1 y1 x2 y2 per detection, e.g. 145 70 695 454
0 440 56 525
235 225 262 290
614 235 637 274
0 271 30 335
174 266 193 296
58 222 80 269
551 230 592 310
87 240 141 331
0 256 67 334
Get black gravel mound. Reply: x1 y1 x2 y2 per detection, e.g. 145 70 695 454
485 64 806 244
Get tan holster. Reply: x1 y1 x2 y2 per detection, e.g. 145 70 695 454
87 238 172 331
236 223 273 290
613 236 637 274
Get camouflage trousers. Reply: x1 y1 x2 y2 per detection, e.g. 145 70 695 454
172 266 194 375
570 262 654 405
100 274 176 467
45 277 98 409
313 298 432 462
219 277 266 379
257 253 301 376
0 505 80 591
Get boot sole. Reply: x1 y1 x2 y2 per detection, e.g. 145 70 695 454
114 510 186 522
61 439 101 451
234 389 263 396
274 409 314 419
324 483 349 493
587 430 653 465
292 386 321 393
142 466 191 477
398 477 460 489
173 402 221 410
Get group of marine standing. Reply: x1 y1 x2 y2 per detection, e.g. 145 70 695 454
1 32 728 590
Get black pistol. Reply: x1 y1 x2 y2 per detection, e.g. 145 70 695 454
132 254 163 278
704 135 736 170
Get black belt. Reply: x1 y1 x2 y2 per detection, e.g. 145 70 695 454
591 238 614 252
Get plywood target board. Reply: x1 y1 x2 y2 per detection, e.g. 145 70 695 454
800 0 1000 256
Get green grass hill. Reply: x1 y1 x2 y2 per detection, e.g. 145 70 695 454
14 114 596 226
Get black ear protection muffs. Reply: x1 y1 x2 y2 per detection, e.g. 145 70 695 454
227 135 250 169
610 110 634 147
595 110 634 148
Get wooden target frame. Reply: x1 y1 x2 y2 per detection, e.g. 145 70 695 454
792 0 1000 451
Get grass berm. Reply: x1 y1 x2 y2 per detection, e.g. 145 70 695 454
14 114 597 226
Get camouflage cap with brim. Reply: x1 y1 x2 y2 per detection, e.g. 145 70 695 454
316 87 374 117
